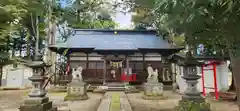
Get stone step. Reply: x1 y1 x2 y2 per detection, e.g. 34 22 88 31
107 82 125 86
107 84 125 87
107 87 125 91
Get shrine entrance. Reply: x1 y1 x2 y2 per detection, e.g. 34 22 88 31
105 55 125 82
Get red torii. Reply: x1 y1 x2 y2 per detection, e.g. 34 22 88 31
201 61 222 100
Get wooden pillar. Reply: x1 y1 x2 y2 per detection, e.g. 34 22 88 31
86 53 89 69
103 55 107 85
125 55 129 81
142 53 146 71
171 63 178 91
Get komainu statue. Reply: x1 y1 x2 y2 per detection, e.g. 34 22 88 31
147 64 159 83
143 64 165 100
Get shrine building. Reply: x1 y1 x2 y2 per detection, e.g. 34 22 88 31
49 29 183 85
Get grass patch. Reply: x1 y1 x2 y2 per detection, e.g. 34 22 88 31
110 93 121 111
23 90 31 96
48 92 67 96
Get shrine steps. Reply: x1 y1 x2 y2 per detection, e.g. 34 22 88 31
106 82 125 91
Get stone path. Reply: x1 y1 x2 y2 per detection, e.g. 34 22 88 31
127 91 239 111
97 91 132 111
0 90 103 111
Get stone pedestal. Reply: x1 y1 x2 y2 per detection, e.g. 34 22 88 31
142 82 166 100
20 97 57 111
64 79 88 101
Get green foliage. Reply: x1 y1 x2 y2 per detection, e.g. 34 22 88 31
64 94 88 101
0 0 27 39
153 0 240 57
61 0 118 29
175 100 211 111
131 0 155 28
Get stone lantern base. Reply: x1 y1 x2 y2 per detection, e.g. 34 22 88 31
64 80 88 101
19 97 57 111
174 100 211 111
142 83 167 100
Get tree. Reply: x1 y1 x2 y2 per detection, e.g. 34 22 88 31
127 0 185 46
60 0 117 29
154 0 240 109
131 0 155 28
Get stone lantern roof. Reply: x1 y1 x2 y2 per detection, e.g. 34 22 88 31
178 51 203 67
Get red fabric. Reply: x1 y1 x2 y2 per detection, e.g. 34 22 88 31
121 73 126 81
132 74 136 81
121 73 137 81
66 64 70 74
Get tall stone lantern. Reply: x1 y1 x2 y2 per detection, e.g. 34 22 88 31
175 51 211 111
20 55 57 111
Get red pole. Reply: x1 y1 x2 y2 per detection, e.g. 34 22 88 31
213 63 219 100
201 65 206 96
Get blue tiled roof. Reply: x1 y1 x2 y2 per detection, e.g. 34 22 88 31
51 29 175 51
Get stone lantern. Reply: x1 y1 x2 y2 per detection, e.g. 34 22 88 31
175 51 211 111
20 55 57 111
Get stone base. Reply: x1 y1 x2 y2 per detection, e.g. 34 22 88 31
124 86 140 93
64 80 89 101
48 86 67 92
172 82 178 92
19 97 57 111
93 86 107 93
143 82 163 96
142 83 165 100
64 94 89 101
142 94 167 100
174 100 211 111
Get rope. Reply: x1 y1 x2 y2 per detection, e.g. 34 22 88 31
43 73 55 89
63 48 69 56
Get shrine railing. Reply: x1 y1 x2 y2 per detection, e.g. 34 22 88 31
81 69 148 83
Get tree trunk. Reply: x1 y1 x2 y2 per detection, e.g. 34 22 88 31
0 66 2 86
229 55 240 110
229 73 236 91
228 64 236 91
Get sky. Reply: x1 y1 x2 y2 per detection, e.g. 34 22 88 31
113 11 132 29
60 0 133 29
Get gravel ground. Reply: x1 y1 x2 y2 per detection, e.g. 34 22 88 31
0 90 28 110
0 89 103 111
0 90 238 111
127 91 239 111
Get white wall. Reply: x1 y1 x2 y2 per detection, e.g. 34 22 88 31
2 64 33 88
